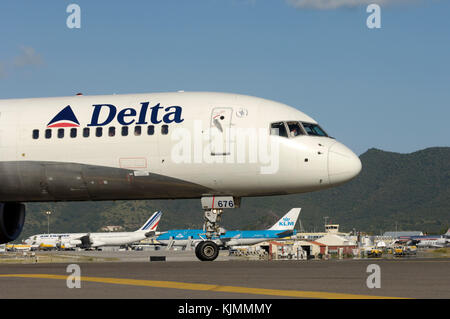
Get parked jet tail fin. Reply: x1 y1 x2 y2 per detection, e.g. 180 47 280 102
268 208 301 231
138 211 162 232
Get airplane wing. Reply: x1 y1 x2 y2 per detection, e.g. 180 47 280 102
79 233 105 248
220 234 240 242
276 230 294 238
145 230 167 238
79 234 92 247
145 230 156 238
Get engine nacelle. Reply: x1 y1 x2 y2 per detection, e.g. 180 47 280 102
69 239 82 246
0 203 26 244
90 240 105 248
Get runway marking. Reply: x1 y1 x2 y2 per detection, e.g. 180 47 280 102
0 274 406 299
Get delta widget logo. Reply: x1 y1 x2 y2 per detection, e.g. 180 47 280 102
47 105 80 128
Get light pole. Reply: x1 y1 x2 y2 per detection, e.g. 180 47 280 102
45 211 52 234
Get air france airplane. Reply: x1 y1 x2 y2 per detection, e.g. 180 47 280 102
0 91 361 261
156 208 300 250
24 211 162 249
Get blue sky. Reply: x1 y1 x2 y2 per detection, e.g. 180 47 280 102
1 0 449 155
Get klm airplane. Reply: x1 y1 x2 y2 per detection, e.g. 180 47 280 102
156 208 301 249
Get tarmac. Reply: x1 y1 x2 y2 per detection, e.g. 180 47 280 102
0 250 448 299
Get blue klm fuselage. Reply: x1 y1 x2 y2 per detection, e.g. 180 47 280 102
156 229 296 246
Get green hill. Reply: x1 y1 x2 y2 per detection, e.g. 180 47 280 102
20 147 450 241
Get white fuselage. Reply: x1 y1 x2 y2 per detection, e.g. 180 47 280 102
87 231 151 247
416 238 448 248
25 231 151 248
0 92 361 202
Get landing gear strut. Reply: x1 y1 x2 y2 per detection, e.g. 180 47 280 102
195 196 239 262
203 208 226 239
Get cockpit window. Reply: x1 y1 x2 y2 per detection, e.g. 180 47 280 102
270 122 288 138
271 121 328 138
286 121 304 138
301 122 328 137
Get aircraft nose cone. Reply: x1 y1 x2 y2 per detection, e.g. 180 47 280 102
328 142 362 185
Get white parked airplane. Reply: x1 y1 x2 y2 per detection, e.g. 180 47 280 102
0 91 361 260
24 211 162 249
416 238 449 248
409 229 450 248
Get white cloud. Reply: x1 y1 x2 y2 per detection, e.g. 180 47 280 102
0 46 44 79
0 46 44 78
13 46 43 67
286 0 416 10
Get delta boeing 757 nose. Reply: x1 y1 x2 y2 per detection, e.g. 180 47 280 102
0 91 361 260
328 141 362 186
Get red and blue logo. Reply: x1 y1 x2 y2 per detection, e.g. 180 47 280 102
47 105 80 128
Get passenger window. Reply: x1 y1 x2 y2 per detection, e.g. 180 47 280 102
108 127 115 137
58 129 64 139
134 126 141 136
32 130 39 139
96 127 103 137
161 125 168 135
122 126 128 136
83 128 90 138
147 125 154 135
45 129 52 139
270 122 288 138
287 122 304 137
70 128 77 138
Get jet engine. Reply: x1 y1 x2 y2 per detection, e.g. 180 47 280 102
0 203 26 244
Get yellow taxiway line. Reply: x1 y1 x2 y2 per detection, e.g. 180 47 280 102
0 273 407 299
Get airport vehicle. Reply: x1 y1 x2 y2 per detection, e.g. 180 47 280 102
0 92 361 261
367 248 382 258
24 211 162 249
156 208 301 252
405 246 417 255
393 246 405 257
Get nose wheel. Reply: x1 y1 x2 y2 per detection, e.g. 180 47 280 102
195 240 219 261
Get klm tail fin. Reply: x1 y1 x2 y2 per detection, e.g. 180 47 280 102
268 208 301 231
138 211 162 232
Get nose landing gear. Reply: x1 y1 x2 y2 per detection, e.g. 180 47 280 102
195 196 239 261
